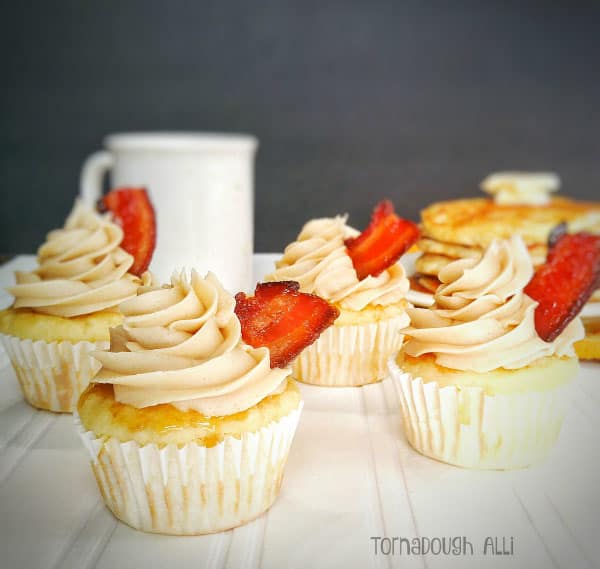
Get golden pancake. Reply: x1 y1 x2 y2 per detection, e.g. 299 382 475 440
527 243 550 266
421 197 600 249
415 252 456 276
409 275 439 294
417 237 482 258
575 318 600 361
416 238 548 273
417 275 440 293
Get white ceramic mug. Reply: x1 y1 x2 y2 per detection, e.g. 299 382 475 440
80 132 258 292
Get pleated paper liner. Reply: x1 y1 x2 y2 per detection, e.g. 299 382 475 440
292 316 406 387
75 403 303 535
0 333 107 413
388 359 573 470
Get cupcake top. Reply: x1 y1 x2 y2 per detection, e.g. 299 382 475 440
8 201 146 317
402 235 584 372
91 270 289 417
265 215 409 311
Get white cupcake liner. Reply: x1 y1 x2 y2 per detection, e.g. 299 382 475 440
388 359 573 470
75 403 303 535
292 316 406 387
0 333 107 413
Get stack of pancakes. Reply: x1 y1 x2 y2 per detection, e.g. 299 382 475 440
412 172 600 360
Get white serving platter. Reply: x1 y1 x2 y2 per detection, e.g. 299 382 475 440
0 255 598 569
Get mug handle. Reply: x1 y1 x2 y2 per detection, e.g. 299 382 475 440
79 150 114 206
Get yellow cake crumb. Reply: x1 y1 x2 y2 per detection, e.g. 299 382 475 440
78 378 301 448
334 300 408 326
398 353 577 396
0 308 123 343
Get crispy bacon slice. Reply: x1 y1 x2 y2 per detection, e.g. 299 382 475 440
100 187 156 276
345 200 420 280
524 231 600 342
235 281 339 368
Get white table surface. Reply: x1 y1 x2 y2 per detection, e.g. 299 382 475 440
0 255 599 569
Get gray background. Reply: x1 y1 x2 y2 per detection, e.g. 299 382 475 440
1 0 599 255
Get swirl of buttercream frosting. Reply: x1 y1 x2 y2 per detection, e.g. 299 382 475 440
8 201 145 317
91 270 290 417
265 215 409 311
402 235 584 372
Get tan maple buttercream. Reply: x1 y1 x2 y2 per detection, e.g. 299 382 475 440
8 201 145 317
403 235 584 372
265 215 409 311
91 270 289 417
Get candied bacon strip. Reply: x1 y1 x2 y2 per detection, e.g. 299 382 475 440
524 232 600 342
235 281 339 368
100 187 156 276
345 200 420 280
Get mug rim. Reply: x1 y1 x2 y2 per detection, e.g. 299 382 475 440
104 131 258 152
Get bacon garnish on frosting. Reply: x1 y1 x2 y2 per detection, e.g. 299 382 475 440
525 232 600 341
235 281 339 368
100 187 156 276
265 214 409 311
345 200 420 279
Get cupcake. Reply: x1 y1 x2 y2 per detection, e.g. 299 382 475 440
265 201 419 387
76 271 336 534
0 188 155 412
389 234 592 469
414 171 600 358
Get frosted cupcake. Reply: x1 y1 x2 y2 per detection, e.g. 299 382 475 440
0 191 155 412
76 271 336 534
266 201 419 386
389 235 587 469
